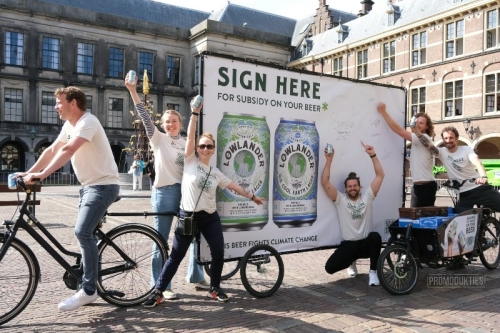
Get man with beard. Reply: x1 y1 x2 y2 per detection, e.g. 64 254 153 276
321 142 384 286
436 127 500 213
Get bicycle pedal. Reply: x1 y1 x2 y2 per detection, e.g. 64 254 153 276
98 290 125 298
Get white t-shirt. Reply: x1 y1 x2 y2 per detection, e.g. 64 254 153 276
57 113 119 186
333 187 375 241
181 153 232 213
438 146 481 192
149 129 185 188
410 133 435 182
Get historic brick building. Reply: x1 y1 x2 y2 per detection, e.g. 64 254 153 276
1 0 499 178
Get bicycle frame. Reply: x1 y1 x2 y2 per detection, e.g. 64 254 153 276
0 186 139 282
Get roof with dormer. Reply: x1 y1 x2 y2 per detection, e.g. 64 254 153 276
303 0 477 58
38 0 210 29
208 3 297 37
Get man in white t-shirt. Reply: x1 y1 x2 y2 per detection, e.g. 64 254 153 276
22 86 120 311
377 102 437 207
437 127 500 213
321 142 385 286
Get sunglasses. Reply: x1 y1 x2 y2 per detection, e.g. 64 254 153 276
198 144 215 150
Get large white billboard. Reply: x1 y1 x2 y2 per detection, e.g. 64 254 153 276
198 53 406 261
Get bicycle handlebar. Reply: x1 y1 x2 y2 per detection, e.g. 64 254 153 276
14 176 40 192
442 178 476 190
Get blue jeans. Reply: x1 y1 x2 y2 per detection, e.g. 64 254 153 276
150 184 204 288
76 184 119 294
155 210 225 291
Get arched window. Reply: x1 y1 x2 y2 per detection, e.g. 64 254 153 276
1 144 20 171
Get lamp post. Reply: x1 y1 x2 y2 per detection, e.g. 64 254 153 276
462 118 474 139
29 127 37 152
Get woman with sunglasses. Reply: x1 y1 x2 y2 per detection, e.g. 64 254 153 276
143 98 264 307
125 75 208 300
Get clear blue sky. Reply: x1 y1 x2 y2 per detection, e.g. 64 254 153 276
154 0 362 20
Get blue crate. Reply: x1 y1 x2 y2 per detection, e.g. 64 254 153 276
418 216 445 229
398 218 420 228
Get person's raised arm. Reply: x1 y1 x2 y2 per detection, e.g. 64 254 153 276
184 100 203 158
124 74 155 139
362 142 385 196
377 102 412 141
321 147 338 201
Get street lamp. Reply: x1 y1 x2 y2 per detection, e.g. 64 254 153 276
462 118 474 139
29 127 37 152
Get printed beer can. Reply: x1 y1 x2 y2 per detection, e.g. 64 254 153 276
273 118 319 228
216 113 270 231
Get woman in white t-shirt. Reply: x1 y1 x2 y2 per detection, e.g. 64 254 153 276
125 75 206 300
142 100 264 307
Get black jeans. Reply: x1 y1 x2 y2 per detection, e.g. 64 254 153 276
411 181 437 207
325 232 382 274
155 210 225 291
456 185 500 213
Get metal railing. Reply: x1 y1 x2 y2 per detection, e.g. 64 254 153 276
0 172 79 186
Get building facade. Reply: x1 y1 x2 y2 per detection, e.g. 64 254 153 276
1 0 499 179
289 0 500 175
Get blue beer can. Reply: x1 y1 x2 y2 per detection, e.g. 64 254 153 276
128 70 136 84
326 143 333 154
8 173 17 190
191 95 203 108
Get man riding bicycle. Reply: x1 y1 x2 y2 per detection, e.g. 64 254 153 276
19 87 120 311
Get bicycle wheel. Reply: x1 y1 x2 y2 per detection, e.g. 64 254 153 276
0 235 40 326
240 244 284 298
479 216 500 269
377 244 418 295
204 259 241 280
97 224 169 306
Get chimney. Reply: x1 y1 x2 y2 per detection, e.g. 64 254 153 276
358 0 374 17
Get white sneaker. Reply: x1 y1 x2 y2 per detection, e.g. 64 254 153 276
347 262 358 277
163 288 178 300
369 270 380 286
194 280 211 290
58 289 98 311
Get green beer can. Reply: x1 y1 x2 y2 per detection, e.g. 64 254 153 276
216 113 270 231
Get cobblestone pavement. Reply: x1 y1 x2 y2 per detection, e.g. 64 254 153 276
0 188 499 332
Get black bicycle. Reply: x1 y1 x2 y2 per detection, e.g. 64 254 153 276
378 179 500 295
0 177 169 326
